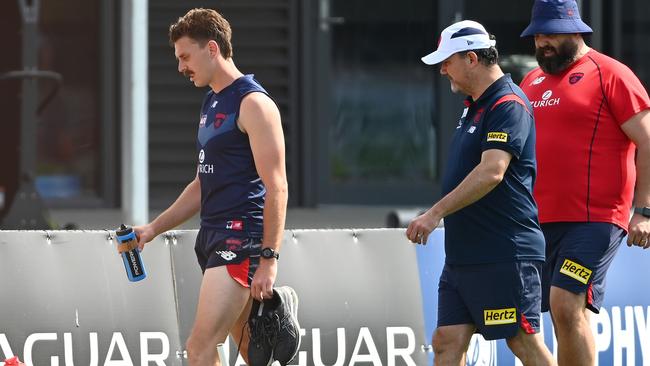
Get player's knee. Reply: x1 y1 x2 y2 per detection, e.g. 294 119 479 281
506 332 545 362
550 290 587 326
432 328 464 356
506 333 530 358
550 300 584 328
186 333 220 364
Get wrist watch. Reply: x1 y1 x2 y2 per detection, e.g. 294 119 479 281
261 247 279 260
634 207 650 218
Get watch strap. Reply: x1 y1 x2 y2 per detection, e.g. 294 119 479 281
634 207 650 218
261 247 280 260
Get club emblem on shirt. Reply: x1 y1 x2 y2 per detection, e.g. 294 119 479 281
542 90 553 100
198 149 205 163
473 108 485 123
569 72 584 85
199 114 207 127
530 76 545 85
214 113 227 128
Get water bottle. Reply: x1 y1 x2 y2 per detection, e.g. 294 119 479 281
115 224 147 282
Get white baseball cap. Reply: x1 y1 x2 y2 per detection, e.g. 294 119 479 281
421 20 496 65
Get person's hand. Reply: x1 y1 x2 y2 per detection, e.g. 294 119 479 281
132 224 157 251
250 258 277 301
406 210 441 245
627 214 650 249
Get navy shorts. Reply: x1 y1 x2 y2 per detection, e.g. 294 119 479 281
437 261 543 340
541 222 624 313
195 227 262 287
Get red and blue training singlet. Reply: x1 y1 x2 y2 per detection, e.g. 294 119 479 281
196 75 269 232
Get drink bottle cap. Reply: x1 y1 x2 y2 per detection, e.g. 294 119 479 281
116 224 132 237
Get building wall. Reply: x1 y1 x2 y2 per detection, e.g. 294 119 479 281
4 0 649 214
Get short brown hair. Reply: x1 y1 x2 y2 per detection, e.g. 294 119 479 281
169 8 233 59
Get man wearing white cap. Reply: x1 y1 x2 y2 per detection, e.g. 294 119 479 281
407 20 555 365
520 0 650 365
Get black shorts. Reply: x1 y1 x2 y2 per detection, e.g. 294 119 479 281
194 227 262 287
437 261 543 340
541 222 624 313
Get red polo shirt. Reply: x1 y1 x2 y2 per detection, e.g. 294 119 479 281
521 49 650 230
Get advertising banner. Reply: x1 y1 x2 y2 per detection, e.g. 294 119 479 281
1 228 648 365
0 231 182 366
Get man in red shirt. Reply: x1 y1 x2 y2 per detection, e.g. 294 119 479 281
520 1 650 365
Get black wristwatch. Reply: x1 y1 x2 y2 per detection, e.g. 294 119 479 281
635 207 650 218
260 247 279 260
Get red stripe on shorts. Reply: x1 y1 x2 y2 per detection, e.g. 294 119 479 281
227 258 250 288
587 283 594 306
520 313 535 334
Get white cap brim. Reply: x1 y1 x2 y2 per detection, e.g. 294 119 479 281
421 26 497 66
421 50 454 65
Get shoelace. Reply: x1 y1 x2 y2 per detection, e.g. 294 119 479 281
248 312 280 349
279 313 295 335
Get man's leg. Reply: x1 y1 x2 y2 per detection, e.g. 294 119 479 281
431 324 474 366
506 329 556 366
541 223 624 366
549 286 593 366
229 296 253 364
186 266 251 366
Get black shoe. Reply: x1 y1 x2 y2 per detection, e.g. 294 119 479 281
247 298 275 366
271 286 301 364
247 286 301 366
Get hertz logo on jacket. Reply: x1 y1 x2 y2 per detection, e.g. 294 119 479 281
486 132 508 142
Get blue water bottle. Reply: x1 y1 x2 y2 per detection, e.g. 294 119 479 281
115 224 147 282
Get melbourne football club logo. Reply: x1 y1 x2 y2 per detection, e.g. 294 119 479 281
471 107 485 124
199 114 207 127
542 90 553 100
466 334 497 366
198 149 205 163
569 72 584 84
531 76 545 85
214 113 227 128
